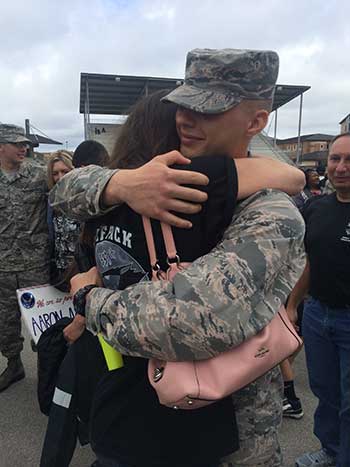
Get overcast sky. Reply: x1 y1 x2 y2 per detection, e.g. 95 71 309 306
1 0 349 151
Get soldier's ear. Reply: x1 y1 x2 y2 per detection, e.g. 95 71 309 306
246 109 269 138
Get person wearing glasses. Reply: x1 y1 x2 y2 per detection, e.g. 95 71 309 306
0 124 51 392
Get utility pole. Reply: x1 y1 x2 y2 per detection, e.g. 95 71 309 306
25 119 34 158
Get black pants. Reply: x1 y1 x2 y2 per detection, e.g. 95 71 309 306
96 453 219 467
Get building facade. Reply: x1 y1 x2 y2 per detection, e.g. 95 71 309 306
277 133 333 158
339 114 350 134
275 133 334 171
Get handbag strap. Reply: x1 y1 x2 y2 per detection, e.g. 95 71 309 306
160 223 178 262
142 216 158 268
142 216 180 280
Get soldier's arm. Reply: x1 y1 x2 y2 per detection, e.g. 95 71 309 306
49 151 304 226
49 165 116 220
84 190 305 361
235 158 305 198
49 152 209 229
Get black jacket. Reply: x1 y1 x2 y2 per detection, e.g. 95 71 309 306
39 330 107 467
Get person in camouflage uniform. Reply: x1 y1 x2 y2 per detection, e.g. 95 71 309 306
322 177 335 195
51 48 306 466
0 125 50 392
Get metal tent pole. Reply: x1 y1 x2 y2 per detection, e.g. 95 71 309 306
296 93 304 165
273 109 278 147
84 78 91 140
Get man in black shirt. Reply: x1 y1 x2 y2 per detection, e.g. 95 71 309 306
288 133 350 467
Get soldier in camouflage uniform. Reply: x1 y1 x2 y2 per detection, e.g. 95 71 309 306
51 49 306 466
0 125 50 392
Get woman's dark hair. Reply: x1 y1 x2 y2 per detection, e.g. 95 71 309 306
109 89 179 169
73 140 109 168
57 90 180 291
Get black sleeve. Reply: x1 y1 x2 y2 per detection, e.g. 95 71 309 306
174 154 237 214
196 155 237 251
172 155 238 256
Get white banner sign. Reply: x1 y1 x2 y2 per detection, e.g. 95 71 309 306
17 284 75 344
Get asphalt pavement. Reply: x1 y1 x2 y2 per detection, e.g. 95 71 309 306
0 326 320 467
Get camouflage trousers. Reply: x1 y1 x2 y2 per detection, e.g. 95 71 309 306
0 265 50 360
220 366 283 467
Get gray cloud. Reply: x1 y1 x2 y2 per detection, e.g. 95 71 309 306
1 0 349 149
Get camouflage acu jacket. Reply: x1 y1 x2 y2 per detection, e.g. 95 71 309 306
0 162 50 272
49 165 118 220
50 167 305 361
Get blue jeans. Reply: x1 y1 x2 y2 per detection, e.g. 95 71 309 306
303 298 350 467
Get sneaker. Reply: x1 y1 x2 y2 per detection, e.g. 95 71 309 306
295 448 336 467
283 397 291 410
283 397 304 419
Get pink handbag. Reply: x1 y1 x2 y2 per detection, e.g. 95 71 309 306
143 217 302 410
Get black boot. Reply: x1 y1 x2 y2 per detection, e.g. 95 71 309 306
0 356 25 392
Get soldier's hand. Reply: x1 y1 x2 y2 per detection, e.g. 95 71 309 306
103 151 209 229
63 315 86 343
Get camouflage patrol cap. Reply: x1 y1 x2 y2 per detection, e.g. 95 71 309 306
163 48 279 114
0 124 31 144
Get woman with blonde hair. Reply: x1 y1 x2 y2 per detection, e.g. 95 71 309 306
47 150 74 189
47 151 80 284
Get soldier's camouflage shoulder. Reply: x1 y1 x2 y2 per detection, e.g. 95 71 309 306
49 165 119 221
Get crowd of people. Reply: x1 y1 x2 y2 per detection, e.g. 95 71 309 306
0 47 349 467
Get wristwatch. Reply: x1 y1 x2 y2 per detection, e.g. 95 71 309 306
73 284 98 317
